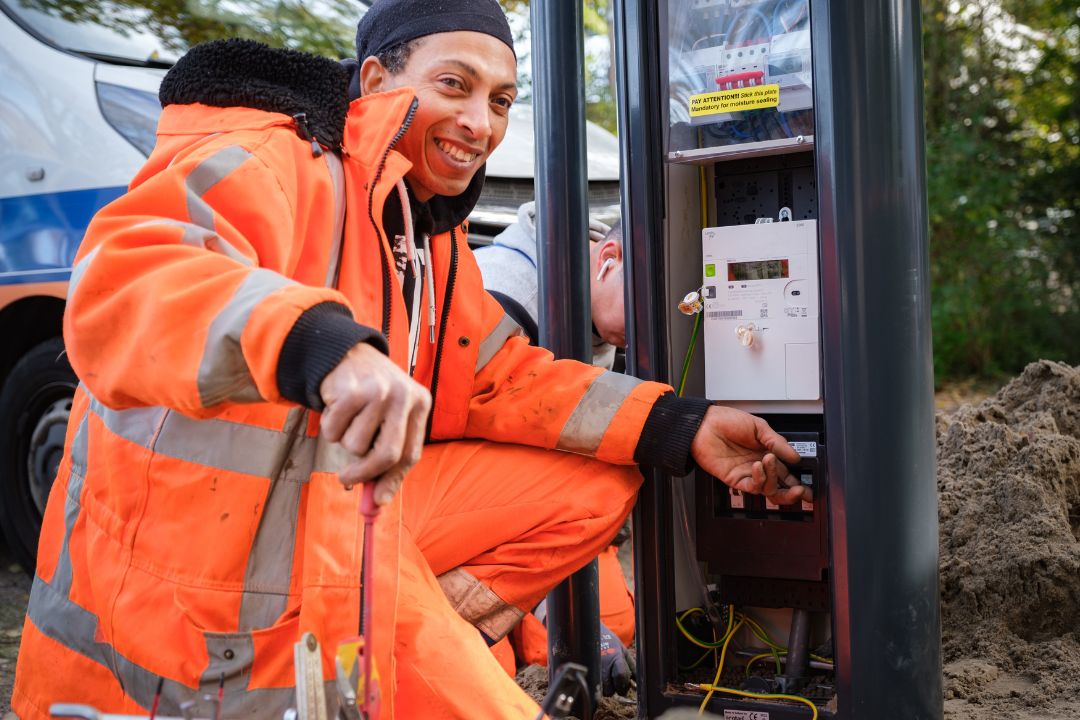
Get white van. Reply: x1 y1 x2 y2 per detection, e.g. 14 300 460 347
0 0 619 570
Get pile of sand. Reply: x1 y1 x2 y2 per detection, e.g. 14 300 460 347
937 360 1080 717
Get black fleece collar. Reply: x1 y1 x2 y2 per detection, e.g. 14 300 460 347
161 39 483 234
159 39 349 148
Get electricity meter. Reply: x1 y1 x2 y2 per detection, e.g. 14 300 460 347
701 219 820 410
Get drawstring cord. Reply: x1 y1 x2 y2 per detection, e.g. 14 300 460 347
394 179 436 345
424 233 436 343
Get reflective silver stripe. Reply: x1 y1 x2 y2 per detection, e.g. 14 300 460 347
26 573 327 717
324 153 346 288
237 409 308 631
186 145 252 231
50 412 90 599
68 396 91 479
86 394 168 453
475 313 524 373
69 245 101 297
131 219 254 267
556 371 644 455
154 408 299 477
198 268 296 408
312 435 354 475
86 394 343 481
437 568 525 642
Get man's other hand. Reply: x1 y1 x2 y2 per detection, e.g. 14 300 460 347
319 343 431 505
689 405 810 505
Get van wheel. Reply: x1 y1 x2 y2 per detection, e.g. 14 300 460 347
0 338 77 573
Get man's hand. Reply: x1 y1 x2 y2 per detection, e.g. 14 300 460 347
319 342 431 505
690 405 810 505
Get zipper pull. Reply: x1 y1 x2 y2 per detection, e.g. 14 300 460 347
292 113 324 158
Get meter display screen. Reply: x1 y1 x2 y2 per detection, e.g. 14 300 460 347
728 259 790 281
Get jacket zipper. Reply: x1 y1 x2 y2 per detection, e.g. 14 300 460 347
366 98 420 338
425 227 460 440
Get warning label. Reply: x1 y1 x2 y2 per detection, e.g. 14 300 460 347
723 710 770 720
688 84 781 118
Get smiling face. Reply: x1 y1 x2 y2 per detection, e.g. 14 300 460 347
360 31 518 201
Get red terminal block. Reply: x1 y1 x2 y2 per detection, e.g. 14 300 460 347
715 69 766 91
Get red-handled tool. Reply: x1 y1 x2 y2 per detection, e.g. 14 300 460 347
358 482 380 719
336 482 382 720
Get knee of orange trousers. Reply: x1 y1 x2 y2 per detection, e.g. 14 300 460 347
404 443 644 617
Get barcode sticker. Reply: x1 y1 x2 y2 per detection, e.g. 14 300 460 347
707 309 743 319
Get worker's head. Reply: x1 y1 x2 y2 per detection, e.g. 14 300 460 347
355 0 517 201
590 220 625 348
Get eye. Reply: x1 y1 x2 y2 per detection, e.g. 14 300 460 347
492 96 514 112
440 76 465 91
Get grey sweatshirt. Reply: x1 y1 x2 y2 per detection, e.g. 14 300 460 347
474 202 616 369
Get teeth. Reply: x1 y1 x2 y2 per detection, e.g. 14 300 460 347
436 139 478 163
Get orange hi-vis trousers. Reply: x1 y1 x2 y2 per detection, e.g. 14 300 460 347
389 439 642 718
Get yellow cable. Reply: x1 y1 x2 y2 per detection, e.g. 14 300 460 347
696 685 819 720
745 650 787 676
677 615 728 649
698 618 743 713
676 606 739 649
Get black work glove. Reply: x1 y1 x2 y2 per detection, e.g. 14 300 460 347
599 621 636 696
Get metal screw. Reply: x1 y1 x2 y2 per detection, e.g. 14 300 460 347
796 135 805 144
673 150 683 159
223 649 235 660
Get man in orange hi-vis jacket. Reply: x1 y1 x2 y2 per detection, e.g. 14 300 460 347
13 1 810 718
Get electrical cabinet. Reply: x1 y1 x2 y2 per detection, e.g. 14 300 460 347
615 0 942 718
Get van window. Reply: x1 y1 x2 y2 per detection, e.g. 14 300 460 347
1 0 365 66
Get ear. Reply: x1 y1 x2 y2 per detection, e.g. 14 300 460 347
597 238 622 266
359 55 391 96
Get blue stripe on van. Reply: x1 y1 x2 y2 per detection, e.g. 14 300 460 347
0 186 126 282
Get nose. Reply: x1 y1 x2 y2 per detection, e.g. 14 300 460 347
457 95 492 143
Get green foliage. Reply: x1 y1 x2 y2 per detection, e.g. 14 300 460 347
923 0 1080 380
498 0 619 134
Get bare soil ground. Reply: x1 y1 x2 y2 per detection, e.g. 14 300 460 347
937 360 1080 719
2 362 1078 718
0 550 29 714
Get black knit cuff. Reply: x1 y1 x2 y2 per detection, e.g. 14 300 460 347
633 393 712 476
277 302 388 411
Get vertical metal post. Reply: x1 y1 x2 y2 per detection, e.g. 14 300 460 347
813 1 943 718
531 0 601 714
612 1 673 718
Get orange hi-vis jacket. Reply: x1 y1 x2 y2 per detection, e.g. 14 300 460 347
14 40 709 719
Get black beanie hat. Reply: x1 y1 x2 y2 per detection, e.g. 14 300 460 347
355 0 515 65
